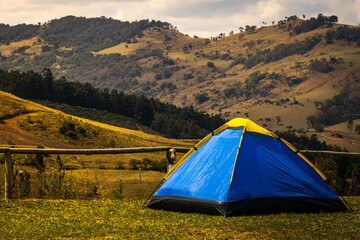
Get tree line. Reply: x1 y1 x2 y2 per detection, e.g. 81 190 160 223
294 14 338 35
0 68 224 139
41 16 175 49
243 36 322 68
307 91 360 129
0 23 40 45
0 16 174 48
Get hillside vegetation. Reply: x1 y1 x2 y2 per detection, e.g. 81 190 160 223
0 68 224 139
0 15 359 133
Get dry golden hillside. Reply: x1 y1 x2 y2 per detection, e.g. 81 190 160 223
0 90 194 149
0 17 359 134
91 21 360 132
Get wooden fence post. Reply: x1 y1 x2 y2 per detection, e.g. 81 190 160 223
4 149 13 200
314 153 323 173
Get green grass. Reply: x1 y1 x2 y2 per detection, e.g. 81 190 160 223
0 198 359 239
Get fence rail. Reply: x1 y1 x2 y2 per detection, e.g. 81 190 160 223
0 146 190 154
299 150 360 157
1 146 359 200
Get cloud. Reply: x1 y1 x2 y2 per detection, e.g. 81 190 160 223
0 0 358 37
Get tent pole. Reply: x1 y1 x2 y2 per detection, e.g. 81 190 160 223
141 178 165 209
328 181 353 212
225 128 246 216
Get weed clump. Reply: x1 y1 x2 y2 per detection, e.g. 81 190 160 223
113 180 124 200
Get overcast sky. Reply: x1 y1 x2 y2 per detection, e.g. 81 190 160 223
1 0 359 37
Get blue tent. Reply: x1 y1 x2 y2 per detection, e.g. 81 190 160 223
147 118 347 216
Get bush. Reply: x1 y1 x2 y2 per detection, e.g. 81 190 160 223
115 161 125 170
109 139 116 147
142 158 151 169
129 159 142 169
77 126 87 135
308 58 333 73
135 188 146 200
41 45 52 52
163 58 174 65
151 159 168 171
154 74 163 80
64 131 78 139
230 55 245 67
163 70 171 79
194 93 210 104
207 62 215 68
160 82 176 90
314 123 325 132
36 166 80 199
224 86 239 98
113 180 123 199
183 73 194 80
59 119 76 134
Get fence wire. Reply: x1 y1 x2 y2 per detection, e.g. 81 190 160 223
1 148 360 200
0 149 187 200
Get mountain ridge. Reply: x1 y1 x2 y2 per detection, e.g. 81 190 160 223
0 15 359 132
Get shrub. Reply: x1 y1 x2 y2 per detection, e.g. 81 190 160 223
36 166 80 199
77 126 87 135
154 73 163 80
207 62 215 68
194 93 210 104
308 58 333 73
135 188 146 200
142 158 151 169
314 123 325 132
113 180 123 199
151 159 168 171
109 139 116 147
41 45 52 52
183 73 194 80
59 119 76 134
163 58 174 65
64 131 78 139
224 86 240 98
163 70 171 79
115 160 125 170
230 55 245 67
14 170 31 199
129 159 142 169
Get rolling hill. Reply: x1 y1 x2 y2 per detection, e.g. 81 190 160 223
0 90 194 149
0 15 359 133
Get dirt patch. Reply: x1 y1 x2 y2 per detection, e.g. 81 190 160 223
0 115 76 148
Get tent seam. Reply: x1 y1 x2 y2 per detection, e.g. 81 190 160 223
225 127 246 216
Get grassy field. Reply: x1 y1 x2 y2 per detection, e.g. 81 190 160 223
0 197 359 239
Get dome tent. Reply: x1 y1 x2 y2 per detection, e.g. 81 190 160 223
147 118 347 216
